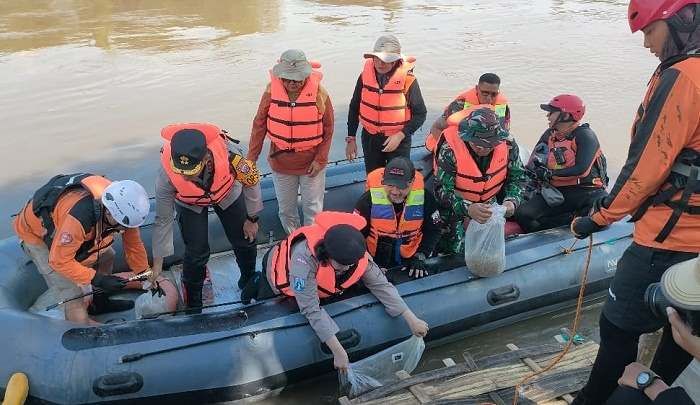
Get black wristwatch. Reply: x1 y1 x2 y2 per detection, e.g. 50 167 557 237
246 215 259 223
636 371 658 390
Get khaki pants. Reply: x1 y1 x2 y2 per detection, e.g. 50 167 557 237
23 242 115 301
673 359 700 404
271 169 326 234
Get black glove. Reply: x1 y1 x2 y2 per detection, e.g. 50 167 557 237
406 253 428 278
91 273 127 293
571 216 605 239
533 165 553 182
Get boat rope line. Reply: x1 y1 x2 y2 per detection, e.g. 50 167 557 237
512 234 594 405
118 234 625 364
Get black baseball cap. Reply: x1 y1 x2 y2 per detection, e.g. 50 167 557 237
382 157 415 189
170 129 207 175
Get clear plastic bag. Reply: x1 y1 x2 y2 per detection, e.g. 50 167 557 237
339 336 425 398
134 282 170 319
464 204 507 277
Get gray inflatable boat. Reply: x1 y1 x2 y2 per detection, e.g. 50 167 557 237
0 152 632 404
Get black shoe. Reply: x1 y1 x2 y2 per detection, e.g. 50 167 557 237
183 281 203 314
88 294 134 315
240 272 262 304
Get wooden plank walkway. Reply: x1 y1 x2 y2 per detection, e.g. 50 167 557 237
339 334 598 405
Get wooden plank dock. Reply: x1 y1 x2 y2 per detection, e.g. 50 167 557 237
339 333 598 405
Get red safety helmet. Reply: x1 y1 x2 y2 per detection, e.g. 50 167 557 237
540 94 586 122
628 0 700 33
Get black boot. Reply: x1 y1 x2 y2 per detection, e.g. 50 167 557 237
234 245 257 290
88 292 134 315
183 281 203 314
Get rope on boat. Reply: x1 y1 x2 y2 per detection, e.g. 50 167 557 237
512 234 594 405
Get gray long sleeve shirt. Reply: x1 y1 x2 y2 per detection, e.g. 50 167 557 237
266 240 409 343
152 168 263 258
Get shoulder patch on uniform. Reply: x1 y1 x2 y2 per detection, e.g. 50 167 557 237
293 276 305 292
295 256 307 265
59 232 73 245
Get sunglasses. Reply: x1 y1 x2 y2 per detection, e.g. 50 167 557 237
470 137 503 149
281 78 304 85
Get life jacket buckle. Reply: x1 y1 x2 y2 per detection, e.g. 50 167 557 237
378 89 384 94
290 102 296 107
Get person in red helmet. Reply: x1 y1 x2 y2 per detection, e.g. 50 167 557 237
570 1 700 404
514 94 608 233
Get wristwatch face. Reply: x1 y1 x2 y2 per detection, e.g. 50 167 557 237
637 371 651 387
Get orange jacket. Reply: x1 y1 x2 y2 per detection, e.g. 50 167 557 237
425 104 493 152
592 55 700 252
268 211 369 298
365 168 425 260
161 123 234 206
436 111 509 203
13 177 148 285
359 57 416 135
266 70 324 152
546 127 606 188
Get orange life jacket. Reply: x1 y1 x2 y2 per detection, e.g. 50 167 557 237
267 69 324 152
545 125 607 188
425 104 493 152
359 57 416 135
161 123 234 206
435 109 509 202
269 211 370 298
365 168 425 261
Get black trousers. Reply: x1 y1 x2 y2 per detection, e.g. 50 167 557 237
573 243 697 405
515 186 607 233
360 128 412 174
176 193 257 289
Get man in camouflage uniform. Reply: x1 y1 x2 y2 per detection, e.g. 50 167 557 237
433 108 526 254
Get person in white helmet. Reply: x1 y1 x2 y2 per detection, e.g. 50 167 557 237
13 174 151 324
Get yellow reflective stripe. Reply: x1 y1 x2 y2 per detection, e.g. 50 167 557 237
405 189 424 206
463 101 473 110
494 104 507 117
369 187 391 205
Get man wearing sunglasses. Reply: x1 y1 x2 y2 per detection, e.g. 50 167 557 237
13 175 150 323
426 73 510 153
241 211 428 372
515 94 608 233
432 108 526 254
248 49 334 234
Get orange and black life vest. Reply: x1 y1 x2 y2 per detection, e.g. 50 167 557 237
434 109 508 203
161 123 234 207
545 124 607 188
30 173 112 261
365 168 425 262
267 69 324 152
269 211 370 298
359 57 416 135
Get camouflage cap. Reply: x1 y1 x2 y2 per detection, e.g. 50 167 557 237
458 107 509 147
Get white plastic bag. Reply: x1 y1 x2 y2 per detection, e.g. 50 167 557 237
134 282 170 319
464 204 507 277
339 336 425 398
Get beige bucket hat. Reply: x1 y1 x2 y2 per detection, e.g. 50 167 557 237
363 34 403 63
662 257 700 310
272 49 312 81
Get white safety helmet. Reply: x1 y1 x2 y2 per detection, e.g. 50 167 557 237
101 180 150 228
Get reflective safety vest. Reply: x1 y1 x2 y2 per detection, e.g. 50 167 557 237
545 124 607 188
425 104 493 152
161 123 234 206
458 87 509 119
269 211 370 298
359 57 416 135
267 69 324 152
29 173 113 261
437 113 509 202
365 168 425 261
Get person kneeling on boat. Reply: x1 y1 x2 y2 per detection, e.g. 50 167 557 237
354 157 441 278
515 94 609 233
13 175 150 324
433 107 526 254
151 123 263 312
242 211 429 371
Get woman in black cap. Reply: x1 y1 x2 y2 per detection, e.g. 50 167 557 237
243 211 428 371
